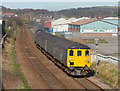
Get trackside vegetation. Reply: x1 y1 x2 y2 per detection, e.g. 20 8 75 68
91 61 118 88
9 30 31 89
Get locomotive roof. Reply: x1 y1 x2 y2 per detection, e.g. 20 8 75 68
37 30 90 49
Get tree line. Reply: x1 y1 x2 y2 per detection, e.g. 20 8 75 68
2 6 118 18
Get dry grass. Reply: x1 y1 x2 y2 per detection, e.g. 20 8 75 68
68 37 108 45
2 30 31 89
2 36 24 89
91 61 118 87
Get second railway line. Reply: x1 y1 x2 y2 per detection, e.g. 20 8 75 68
22 29 67 89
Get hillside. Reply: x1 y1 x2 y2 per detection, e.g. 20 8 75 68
58 7 118 18
2 6 118 18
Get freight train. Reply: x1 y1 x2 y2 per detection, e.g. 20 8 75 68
35 30 92 76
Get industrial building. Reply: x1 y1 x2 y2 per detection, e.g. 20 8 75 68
101 19 120 34
71 17 91 22
51 18 71 33
69 20 118 37
103 17 119 20
68 19 96 37
44 17 119 38
102 19 118 25
44 20 53 32
44 17 91 33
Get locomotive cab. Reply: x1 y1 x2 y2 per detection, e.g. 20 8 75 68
67 48 91 75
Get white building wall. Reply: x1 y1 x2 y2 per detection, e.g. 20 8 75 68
53 24 69 32
51 18 71 32
81 29 118 33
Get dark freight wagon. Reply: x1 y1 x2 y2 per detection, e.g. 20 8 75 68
35 30 91 75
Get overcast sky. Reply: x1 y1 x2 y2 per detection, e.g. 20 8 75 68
2 0 120 2
2 0 119 11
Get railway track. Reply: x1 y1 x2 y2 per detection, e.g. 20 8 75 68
34 44 104 89
73 77 104 90
21 30 68 89
20 29 105 90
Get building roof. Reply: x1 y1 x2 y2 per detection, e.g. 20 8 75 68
71 17 91 22
51 18 71 26
102 19 118 26
3 13 15 15
103 17 119 20
81 20 118 29
68 17 76 21
70 19 96 25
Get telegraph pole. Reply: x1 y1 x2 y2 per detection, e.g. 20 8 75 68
95 38 99 74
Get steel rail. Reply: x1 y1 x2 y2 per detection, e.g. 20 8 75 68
84 77 105 90
20 30 53 89
22 30 68 89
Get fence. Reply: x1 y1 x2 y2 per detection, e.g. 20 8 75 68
0 34 7 49
91 53 120 66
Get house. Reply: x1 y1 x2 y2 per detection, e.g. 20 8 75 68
2 13 17 17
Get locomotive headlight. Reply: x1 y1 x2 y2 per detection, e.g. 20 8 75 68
88 58 89 63
69 58 71 62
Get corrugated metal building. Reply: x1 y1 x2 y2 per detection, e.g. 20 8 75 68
68 19 96 37
81 21 118 37
102 19 118 25
51 18 71 33
71 17 91 22
69 20 118 37
103 17 119 20
68 17 76 22
44 20 53 32
102 19 120 32
69 19 95 32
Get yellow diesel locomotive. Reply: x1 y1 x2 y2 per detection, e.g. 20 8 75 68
35 30 91 76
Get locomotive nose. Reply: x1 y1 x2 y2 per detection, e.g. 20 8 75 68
84 65 89 70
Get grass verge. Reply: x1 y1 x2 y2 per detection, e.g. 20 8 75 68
68 38 108 46
84 38 108 43
91 61 118 88
9 30 31 89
